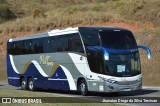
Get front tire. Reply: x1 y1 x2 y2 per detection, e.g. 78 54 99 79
28 78 35 91
78 79 89 96
21 78 27 90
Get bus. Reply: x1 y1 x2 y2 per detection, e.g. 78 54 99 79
7 26 151 96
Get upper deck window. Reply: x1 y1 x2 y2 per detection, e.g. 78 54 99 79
99 30 137 49
79 28 100 46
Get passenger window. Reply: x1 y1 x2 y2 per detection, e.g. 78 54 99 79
8 33 84 55
68 39 83 53
55 36 63 52
47 37 56 53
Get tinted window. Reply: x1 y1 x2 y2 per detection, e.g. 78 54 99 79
21 41 27 54
34 38 43 53
28 40 33 54
45 37 56 53
68 34 84 53
55 33 84 53
55 35 69 52
79 28 100 46
7 42 16 55
105 52 141 77
99 30 137 49
8 38 44 55
87 50 106 74
43 37 51 53
7 33 84 55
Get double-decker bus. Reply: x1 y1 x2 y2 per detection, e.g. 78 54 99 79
7 26 151 96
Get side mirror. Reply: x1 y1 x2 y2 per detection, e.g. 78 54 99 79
138 45 152 59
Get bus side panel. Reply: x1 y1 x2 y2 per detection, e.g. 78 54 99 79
7 53 48 89
47 67 70 91
7 53 20 87
22 63 48 90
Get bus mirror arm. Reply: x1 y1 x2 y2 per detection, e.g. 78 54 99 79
104 50 109 60
87 46 109 60
138 45 152 59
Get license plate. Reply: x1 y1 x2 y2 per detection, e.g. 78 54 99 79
117 65 125 72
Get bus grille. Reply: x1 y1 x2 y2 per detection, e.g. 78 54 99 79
115 80 139 85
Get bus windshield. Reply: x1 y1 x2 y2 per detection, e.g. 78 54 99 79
98 30 140 77
99 30 137 49
105 52 141 77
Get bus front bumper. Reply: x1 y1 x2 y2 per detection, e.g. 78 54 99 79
101 80 142 92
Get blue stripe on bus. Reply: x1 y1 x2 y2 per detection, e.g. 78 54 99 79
87 46 139 54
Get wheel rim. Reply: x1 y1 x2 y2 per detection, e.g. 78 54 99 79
80 83 86 94
21 80 26 89
29 81 33 90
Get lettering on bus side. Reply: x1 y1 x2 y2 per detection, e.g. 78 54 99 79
40 55 54 66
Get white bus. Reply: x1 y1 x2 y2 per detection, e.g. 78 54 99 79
7 26 151 96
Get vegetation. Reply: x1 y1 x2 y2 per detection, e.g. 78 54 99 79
0 0 160 86
0 0 159 34
134 27 160 86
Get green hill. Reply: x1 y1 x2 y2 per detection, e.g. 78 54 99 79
0 0 160 33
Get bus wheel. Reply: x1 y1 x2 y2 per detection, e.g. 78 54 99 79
21 78 27 90
79 79 89 96
28 78 35 91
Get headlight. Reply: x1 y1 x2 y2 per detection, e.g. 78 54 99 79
98 76 117 84
106 79 117 83
137 77 142 82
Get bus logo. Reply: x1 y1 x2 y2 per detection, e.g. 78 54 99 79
40 55 54 66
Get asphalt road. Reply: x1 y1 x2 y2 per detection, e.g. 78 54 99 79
0 81 160 106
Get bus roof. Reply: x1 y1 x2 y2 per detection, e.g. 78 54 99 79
80 26 130 32
8 26 130 42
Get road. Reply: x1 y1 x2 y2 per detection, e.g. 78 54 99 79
0 81 160 106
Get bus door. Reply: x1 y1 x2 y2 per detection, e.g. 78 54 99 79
86 48 106 91
86 48 106 76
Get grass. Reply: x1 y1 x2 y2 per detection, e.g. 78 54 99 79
0 89 120 106
0 89 55 97
0 57 7 81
